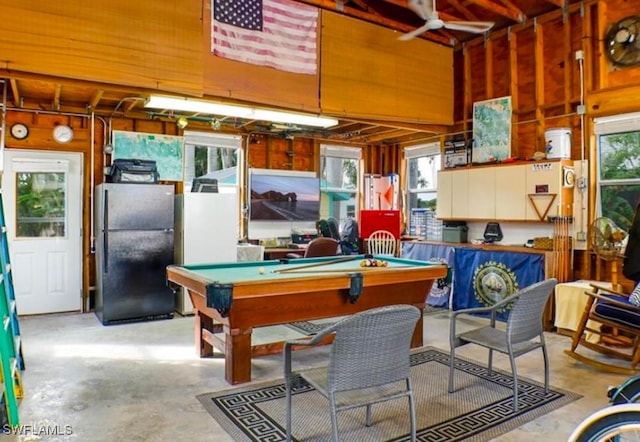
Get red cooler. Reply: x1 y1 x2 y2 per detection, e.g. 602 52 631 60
359 210 401 239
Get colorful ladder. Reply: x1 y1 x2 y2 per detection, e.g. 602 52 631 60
0 190 23 426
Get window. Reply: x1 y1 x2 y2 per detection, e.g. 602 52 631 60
320 145 361 227
183 131 242 191
595 112 640 231
16 172 66 238
404 142 441 214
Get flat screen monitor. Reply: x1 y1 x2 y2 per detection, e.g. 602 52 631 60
249 172 320 221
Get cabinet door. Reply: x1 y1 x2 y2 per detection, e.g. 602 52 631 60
436 170 453 218
467 168 495 219
451 169 469 218
526 162 561 221
496 165 526 219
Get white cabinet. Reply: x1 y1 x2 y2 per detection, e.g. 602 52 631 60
436 170 452 218
467 167 495 219
436 160 572 221
525 161 571 221
495 165 526 219
174 192 239 315
436 169 468 219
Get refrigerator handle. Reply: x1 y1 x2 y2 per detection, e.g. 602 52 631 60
103 189 109 274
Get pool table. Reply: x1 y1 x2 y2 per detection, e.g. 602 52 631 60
166 255 447 384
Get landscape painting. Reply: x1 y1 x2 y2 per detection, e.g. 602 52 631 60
472 96 512 163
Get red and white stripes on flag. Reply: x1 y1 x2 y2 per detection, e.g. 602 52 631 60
212 0 318 75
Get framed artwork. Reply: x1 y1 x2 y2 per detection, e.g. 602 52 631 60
112 130 184 181
472 96 512 163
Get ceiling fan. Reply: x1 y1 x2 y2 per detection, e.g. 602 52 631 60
399 0 495 41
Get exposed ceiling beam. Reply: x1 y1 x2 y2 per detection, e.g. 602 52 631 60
465 0 525 23
89 89 104 111
9 78 20 107
293 0 454 45
448 0 481 21
496 0 528 20
53 84 61 111
543 0 565 7
366 128 414 142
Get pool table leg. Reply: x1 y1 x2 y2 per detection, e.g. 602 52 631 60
195 310 214 357
411 316 424 348
225 326 252 384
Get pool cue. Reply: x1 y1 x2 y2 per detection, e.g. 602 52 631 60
282 265 419 273
274 255 360 273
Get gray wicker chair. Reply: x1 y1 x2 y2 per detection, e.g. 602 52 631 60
448 278 558 411
283 304 421 441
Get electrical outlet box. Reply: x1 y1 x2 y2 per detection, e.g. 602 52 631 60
575 50 584 60
576 231 587 241
577 104 586 115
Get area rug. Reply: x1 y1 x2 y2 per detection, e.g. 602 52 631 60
287 307 447 336
197 347 581 441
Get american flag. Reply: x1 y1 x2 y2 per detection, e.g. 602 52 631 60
212 0 318 75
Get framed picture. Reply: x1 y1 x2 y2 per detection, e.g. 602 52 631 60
472 96 512 163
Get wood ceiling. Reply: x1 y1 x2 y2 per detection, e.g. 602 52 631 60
3 1 578 146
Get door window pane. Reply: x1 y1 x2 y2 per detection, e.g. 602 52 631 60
16 172 66 238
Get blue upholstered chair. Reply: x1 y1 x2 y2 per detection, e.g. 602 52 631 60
565 283 640 374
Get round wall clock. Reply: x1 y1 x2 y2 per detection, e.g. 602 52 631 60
53 125 74 144
10 123 29 140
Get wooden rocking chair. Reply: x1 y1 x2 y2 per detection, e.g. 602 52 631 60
565 283 640 374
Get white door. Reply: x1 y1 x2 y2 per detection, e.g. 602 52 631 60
2 150 83 315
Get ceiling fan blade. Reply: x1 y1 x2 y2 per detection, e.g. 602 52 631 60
407 0 434 21
443 21 495 33
398 22 433 41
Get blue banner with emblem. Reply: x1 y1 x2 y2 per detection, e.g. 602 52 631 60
453 247 545 321
401 242 454 308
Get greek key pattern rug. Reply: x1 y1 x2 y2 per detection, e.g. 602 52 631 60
287 307 447 336
197 347 581 441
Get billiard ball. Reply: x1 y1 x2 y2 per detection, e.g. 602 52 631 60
259 267 265 274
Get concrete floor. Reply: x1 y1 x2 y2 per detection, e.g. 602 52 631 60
8 310 631 441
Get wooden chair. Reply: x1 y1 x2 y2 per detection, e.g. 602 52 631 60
366 230 397 256
565 283 640 375
283 305 421 441
449 278 558 411
286 237 339 259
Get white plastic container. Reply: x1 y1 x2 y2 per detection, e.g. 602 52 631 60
545 128 572 159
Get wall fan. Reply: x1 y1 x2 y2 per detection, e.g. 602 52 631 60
604 15 640 67
399 0 494 41
590 217 627 261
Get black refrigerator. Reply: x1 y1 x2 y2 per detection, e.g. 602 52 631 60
95 183 175 325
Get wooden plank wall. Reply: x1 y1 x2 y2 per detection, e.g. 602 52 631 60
320 12 453 125
0 0 204 96
453 0 640 283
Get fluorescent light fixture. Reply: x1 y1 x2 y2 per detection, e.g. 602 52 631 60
145 96 338 128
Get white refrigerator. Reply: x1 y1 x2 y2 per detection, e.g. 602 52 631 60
174 192 239 315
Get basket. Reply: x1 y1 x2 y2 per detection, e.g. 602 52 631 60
533 237 554 250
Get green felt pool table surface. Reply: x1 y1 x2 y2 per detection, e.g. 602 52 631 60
175 255 438 283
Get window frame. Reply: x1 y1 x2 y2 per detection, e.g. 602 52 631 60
594 112 640 230
183 131 242 191
319 144 362 225
403 142 441 219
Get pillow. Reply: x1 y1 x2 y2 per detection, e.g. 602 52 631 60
630 282 640 307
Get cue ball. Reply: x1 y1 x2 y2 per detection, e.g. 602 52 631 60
259 267 265 274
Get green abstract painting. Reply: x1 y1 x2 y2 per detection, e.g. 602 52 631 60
472 96 512 163
112 131 184 181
